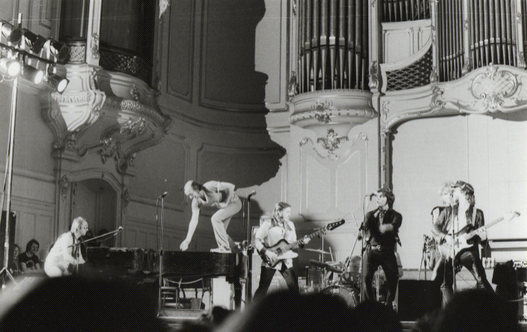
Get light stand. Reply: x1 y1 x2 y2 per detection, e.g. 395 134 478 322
0 76 19 286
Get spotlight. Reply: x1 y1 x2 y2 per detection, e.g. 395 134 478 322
20 29 46 54
22 65 44 84
0 58 21 76
42 39 69 63
0 20 22 43
48 74 69 93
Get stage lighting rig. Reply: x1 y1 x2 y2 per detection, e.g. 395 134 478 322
0 19 69 92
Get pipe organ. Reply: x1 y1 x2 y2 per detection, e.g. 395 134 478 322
288 0 527 190
297 0 369 93
381 0 430 22
436 0 525 82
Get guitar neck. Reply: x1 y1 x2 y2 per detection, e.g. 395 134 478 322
286 227 328 251
483 216 504 230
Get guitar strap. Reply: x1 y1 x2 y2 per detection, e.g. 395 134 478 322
71 232 79 259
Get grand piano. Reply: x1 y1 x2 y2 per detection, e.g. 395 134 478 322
84 248 244 308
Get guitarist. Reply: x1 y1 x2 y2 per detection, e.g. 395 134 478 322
44 217 89 277
362 188 402 309
253 202 310 300
431 181 493 307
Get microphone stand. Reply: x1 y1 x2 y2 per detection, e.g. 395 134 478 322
245 192 255 303
71 227 124 247
68 227 124 274
156 193 166 316
358 195 373 303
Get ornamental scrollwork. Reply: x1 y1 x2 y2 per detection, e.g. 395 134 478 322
120 117 147 137
317 128 349 159
99 137 121 164
91 33 100 59
288 72 299 98
311 99 336 124
59 175 70 200
368 61 379 90
470 64 518 113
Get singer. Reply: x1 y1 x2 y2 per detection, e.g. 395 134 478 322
180 180 241 253
361 188 402 309
44 216 89 277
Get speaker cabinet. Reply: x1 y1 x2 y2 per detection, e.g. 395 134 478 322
397 279 441 321
0 211 16 269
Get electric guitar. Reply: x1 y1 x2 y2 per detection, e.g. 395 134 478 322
260 219 345 267
438 211 520 259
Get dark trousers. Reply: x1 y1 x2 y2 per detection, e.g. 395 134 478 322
433 246 493 307
362 247 399 305
253 265 298 301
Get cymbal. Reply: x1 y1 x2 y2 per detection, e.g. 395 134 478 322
304 248 331 255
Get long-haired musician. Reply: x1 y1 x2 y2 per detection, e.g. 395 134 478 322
361 188 402 309
253 202 310 300
44 217 89 277
431 181 493 307
180 180 242 253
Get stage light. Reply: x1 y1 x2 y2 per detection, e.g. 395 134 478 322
20 29 46 54
0 20 22 43
48 74 69 93
42 39 69 63
0 58 21 77
22 65 44 84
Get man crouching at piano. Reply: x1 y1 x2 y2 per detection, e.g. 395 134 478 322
44 217 89 277
253 202 310 301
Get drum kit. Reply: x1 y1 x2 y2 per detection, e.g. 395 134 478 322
302 248 361 308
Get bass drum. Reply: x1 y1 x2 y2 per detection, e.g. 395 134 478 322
321 285 359 308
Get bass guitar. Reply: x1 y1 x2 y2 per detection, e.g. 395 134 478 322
261 219 345 267
438 211 520 259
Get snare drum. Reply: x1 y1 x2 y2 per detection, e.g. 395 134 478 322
321 285 359 308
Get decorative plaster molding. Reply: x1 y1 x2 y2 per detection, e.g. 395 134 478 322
290 90 376 137
288 71 298 98
468 64 519 113
91 32 100 59
316 129 349 157
59 175 70 200
130 85 141 101
300 132 368 161
368 60 379 90
379 64 527 133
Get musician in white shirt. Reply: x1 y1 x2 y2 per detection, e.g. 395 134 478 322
180 180 241 253
44 217 89 277
431 181 493 307
253 202 310 300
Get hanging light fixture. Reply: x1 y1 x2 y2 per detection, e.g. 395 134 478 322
20 29 46 54
0 20 22 43
22 65 44 84
47 65 68 92
41 39 69 63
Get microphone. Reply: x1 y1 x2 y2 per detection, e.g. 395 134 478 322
248 190 256 200
118 226 124 232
